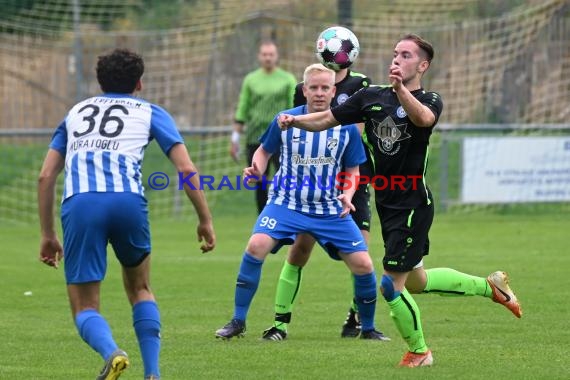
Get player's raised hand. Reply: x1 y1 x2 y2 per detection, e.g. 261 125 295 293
389 64 404 90
39 235 63 269
197 221 216 253
337 194 356 218
277 113 296 130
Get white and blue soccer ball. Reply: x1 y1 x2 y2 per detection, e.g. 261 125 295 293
315 26 360 71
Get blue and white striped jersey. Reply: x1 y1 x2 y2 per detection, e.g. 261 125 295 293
261 105 366 215
50 93 183 201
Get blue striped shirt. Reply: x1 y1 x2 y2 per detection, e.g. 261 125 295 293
261 105 366 215
50 93 183 201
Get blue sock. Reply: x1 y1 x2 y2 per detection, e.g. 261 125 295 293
354 272 377 332
133 301 161 378
233 252 264 322
75 309 118 360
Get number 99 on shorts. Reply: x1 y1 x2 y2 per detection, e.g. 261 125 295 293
259 216 277 230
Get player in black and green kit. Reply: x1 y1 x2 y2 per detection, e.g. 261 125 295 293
278 34 522 367
262 66 390 341
230 41 297 213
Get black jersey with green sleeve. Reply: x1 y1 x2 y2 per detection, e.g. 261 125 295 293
331 85 443 209
293 69 371 107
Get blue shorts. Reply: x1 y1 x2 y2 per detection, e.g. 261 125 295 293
252 203 367 260
61 192 151 284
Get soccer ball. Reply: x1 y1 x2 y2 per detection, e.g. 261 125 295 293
315 26 360 71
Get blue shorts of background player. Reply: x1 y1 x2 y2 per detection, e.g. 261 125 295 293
215 203 380 339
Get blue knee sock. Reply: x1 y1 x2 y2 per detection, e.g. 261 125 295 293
354 272 377 332
75 309 118 360
233 252 264 322
133 301 161 378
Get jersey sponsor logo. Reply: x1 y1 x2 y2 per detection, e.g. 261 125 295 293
291 154 336 166
336 93 349 104
396 106 407 118
291 134 307 144
371 116 411 156
91 97 142 108
326 137 338 150
370 105 382 111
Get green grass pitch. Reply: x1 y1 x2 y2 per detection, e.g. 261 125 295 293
1 210 568 379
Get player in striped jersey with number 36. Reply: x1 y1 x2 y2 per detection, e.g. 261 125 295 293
215 63 385 341
38 49 216 380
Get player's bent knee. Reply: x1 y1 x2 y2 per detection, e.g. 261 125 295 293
380 274 401 302
345 251 374 275
245 234 273 260
405 282 424 294
406 266 427 293
123 282 154 305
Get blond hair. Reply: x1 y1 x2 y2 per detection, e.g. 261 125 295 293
303 63 335 84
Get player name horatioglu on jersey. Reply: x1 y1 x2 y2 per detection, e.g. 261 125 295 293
70 138 120 152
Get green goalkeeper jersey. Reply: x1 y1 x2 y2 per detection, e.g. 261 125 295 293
235 67 296 145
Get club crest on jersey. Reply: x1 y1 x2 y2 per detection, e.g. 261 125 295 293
336 93 349 105
326 137 338 150
371 116 411 155
396 106 407 118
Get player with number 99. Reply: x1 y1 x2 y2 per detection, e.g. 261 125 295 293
215 63 385 341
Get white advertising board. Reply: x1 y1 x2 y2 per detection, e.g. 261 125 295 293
462 137 570 203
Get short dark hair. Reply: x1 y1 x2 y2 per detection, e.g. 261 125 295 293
96 49 144 93
399 34 434 63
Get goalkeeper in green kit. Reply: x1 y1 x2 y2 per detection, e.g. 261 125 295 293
229 40 297 213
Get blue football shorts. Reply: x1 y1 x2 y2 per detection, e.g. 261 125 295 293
61 192 151 284
252 203 368 260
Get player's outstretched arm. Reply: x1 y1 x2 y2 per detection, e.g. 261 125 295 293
168 143 216 253
37 149 64 268
337 165 359 218
278 109 338 132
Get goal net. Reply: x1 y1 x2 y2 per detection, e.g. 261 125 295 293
1 0 568 223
